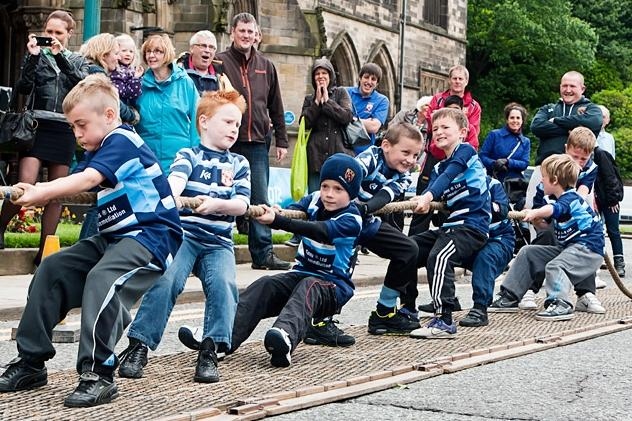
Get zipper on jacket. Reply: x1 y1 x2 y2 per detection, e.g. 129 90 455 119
240 58 253 142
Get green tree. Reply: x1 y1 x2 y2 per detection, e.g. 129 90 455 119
467 0 598 117
572 0 632 89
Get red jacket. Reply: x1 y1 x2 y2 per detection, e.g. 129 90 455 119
425 90 481 159
216 45 288 148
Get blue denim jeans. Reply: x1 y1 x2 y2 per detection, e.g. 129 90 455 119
79 205 98 239
230 142 273 264
127 237 238 349
601 207 623 256
468 238 514 309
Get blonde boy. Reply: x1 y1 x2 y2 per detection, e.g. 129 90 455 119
0 74 182 407
490 154 604 320
521 126 601 312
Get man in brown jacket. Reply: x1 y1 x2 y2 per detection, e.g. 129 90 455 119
216 12 290 270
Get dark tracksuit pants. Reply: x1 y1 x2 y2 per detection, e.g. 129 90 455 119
529 227 596 295
359 221 419 296
230 272 338 353
406 227 487 315
16 236 162 377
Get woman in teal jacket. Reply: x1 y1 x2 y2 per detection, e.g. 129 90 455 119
136 34 199 173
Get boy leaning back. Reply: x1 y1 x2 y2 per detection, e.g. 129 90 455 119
489 154 604 320
0 74 182 407
228 153 363 367
409 108 491 338
117 91 251 384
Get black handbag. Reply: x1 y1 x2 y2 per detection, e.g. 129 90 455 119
342 102 371 149
0 87 37 152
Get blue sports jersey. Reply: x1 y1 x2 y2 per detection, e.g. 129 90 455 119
169 145 251 249
533 158 597 208
290 192 362 307
86 125 182 269
551 189 604 256
488 177 515 246
355 146 411 239
426 143 491 235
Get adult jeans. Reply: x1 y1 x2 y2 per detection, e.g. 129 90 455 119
128 237 238 349
602 207 623 256
230 141 273 265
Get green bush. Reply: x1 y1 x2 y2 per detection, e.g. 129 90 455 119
3 223 292 248
591 87 632 131
612 127 632 181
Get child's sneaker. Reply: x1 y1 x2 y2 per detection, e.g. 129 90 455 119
488 292 519 313
458 308 488 327
518 290 538 310
575 292 605 314
178 325 202 350
398 307 420 323
595 275 607 289
417 297 462 313
303 319 355 347
367 308 420 335
535 299 574 321
410 317 457 339
264 327 292 368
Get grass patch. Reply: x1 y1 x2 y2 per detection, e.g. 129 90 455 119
620 224 632 234
4 223 293 248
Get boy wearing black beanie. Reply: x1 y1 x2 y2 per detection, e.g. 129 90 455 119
226 154 364 367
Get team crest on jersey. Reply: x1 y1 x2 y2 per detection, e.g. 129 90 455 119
344 168 356 182
366 102 374 112
221 169 234 186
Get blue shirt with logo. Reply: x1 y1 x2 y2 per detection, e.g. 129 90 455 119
426 143 491 235
86 125 182 269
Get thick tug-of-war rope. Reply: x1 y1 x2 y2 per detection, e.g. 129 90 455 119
2 187 627 298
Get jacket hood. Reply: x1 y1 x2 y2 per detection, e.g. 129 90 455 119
311 58 335 90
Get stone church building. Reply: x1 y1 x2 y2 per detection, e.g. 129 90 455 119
0 0 466 150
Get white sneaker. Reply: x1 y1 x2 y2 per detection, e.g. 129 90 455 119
595 275 607 289
575 292 606 314
519 290 538 310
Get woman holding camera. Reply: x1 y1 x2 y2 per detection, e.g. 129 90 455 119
0 10 88 266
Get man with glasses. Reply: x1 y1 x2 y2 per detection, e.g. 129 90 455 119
177 30 224 93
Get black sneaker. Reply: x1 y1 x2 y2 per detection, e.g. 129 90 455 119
303 319 355 347
264 327 292 368
458 308 489 327
251 253 291 270
614 255 626 278
368 308 420 335
117 341 148 379
194 338 220 383
488 293 519 313
417 297 462 313
398 307 420 323
360 246 370 255
178 325 202 351
63 371 118 408
284 234 301 247
0 357 47 392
